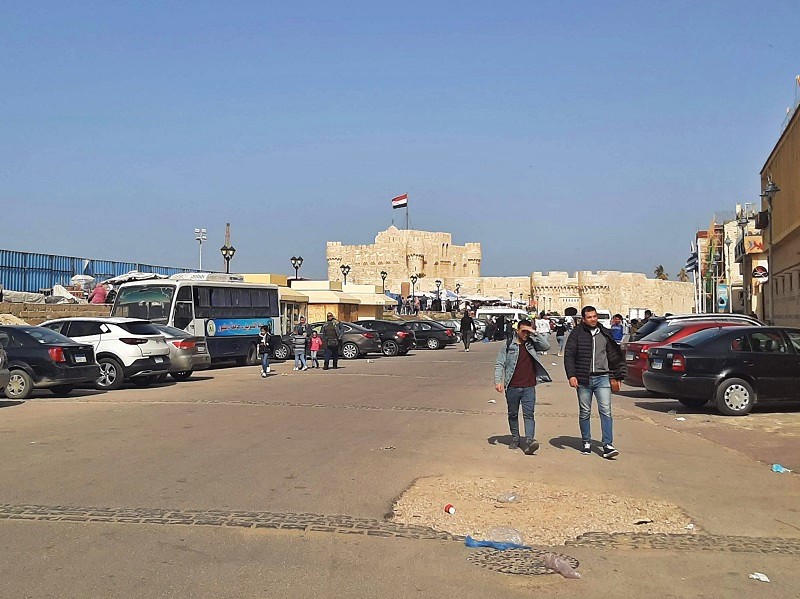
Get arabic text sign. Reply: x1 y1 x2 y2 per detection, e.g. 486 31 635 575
206 318 273 337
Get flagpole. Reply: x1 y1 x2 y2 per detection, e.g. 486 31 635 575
406 204 409 230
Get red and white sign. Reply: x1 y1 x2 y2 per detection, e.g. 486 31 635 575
391 193 408 209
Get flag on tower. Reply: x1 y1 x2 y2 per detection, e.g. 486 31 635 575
391 193 408 209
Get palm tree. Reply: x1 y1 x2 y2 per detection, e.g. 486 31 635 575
677 268 689 282
653 265 669 280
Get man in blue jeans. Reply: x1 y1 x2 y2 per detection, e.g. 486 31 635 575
494 319 552 455
564 306 626 459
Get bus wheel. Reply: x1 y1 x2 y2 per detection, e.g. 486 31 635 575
246 343 259 366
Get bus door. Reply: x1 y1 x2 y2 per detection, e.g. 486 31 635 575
173 285 196 332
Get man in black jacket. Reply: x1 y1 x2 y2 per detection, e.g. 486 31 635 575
459 310 477 352
563 305 626 459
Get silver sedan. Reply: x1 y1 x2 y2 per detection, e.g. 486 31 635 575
153 324 211 381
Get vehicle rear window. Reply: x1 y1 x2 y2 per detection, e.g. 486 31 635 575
23 327 76 345
117 322 162 335
157 325 191 338
673 327 729 347
640 324 683 343
634 320 663 338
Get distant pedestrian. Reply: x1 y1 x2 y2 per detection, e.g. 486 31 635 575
292 325 308 371
460 310 477 352
414 296 420 314
87 283 107 304
258 325 271 378
504 318 514 342
105 285 117 305
321 312 344 370
554 318 568 356
610 314 625 342
494 318 552 455
309 331 323 368
534 315 551 354
564 306 626 459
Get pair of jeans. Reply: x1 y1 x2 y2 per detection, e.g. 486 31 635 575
294 350 307 369
505 386 536 442
557 335 566 353
261 352 270 374
462 332 471 350
310 350 319 367
324 344 339 368
577 375 613 446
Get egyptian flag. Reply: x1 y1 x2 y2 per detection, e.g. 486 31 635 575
391 193 408 209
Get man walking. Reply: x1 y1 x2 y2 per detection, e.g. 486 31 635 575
494 319 552 455
610 314 625 342
321 312 343 370
564 306 626 459
460 309 477 352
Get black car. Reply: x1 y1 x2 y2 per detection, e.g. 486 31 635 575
642 326 800 416
357 320 416 356
629 313 760 342
272 322 382 360
405 320 457 350
0 325 101 399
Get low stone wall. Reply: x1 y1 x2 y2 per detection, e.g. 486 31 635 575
0 302 112 325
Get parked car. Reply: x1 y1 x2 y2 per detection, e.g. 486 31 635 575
405 320 457 350
275 321 382 360
0 346 9 392
357 320 416 356
642 326 800 415
622 319 761 387
152 324 212 381
438 319 463 343
0 325 100 399
628 313 760 343
41 317 171 390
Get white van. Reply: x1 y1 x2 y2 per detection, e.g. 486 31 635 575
595 309 612 330
475 308 530 322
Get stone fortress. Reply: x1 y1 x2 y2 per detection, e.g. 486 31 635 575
327 226 694 315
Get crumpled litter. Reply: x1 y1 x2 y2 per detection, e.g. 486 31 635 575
749 572 770 583
772 464 792 474
464 536 529 551
675 417 686 421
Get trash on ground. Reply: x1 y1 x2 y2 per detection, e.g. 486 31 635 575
552 362 557 366
544 552 581 579
486 526 524 546
380 446 395 451
487 399 496 403
444 504 456 514
667 409 677 414
685 523 695 530
634 519 654 525
772 464 793 474
749 572 770 583
464 535 529 551
366 359 374 363
675 417 687 421
496 492 519 503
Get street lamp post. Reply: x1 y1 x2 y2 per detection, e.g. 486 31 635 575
435 279 442 310
509 291 514 305
724 236 733 313
737 210 750 312
340 264 351 285
455 283 461 310
380 270 388 294
290 256 304 281
761 178 780 324
219 223 236 274
194 228 207 270
410 274 418 307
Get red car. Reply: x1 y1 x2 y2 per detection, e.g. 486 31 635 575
622 320 751 387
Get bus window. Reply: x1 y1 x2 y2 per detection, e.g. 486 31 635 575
114 285 175 323
173 302 194 330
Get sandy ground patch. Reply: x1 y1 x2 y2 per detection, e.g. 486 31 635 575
392 475 695 546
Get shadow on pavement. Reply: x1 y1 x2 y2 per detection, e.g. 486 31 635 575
634 399 800 416
487 434 514 446
0 400 24 409
617 388 656 399
549 435 601 452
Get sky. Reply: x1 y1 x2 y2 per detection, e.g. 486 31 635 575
2 1 799 281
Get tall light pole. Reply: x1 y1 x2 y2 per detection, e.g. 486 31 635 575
410 274 418 304
435 279 442 308
724 236 733 313
737 209 750 313
219 223 236 274
455 283 461 310
290 256 304 281
509 291 514 305
761 178 780 324
380 270 388 294
194 228 207 270
340 264 351 285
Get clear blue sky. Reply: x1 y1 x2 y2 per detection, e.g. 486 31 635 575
2 1 798 280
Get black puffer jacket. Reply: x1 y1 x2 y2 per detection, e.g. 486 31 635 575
563 323 626 385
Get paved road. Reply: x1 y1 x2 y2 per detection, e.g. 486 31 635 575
1 341 799 597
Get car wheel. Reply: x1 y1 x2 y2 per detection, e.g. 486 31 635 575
715 378 755 416
398 349 410 356
341 342 359 360
170 370 193 381
427 337 441 350
49 385 75 397
6 370 34 400
131 375 156 387
273 343 291 361
95 357 124 391
382 340 399 357
677 398 709 409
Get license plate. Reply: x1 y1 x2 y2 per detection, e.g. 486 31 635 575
154 356 164 363
651 358 663 370
625 351 635 361
74 355 87 363
197 345 207 353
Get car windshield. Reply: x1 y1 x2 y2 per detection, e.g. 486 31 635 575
671 327 729 347
640 324 684 343
113 285 175 323
634 319 663 338
23 327 76 345
117 321 163 336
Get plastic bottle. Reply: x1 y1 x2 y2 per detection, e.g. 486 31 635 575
486 527 524 546
544 552 581 579
495 492 519 503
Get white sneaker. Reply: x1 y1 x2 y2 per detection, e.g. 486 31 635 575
261 372 267 378
302 366 308 371
466 348 470 352
292 367 298 371
266 367 271 373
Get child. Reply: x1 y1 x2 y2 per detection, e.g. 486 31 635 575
258 325 271 378
292 326 308 371
309 331 323 368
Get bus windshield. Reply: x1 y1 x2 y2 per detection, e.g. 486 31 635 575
113 285 175 323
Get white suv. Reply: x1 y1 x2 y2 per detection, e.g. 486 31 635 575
41 317 170 390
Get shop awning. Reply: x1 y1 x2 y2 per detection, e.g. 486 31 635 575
278 287 309 303
345 292 397 307
302 290 360 305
